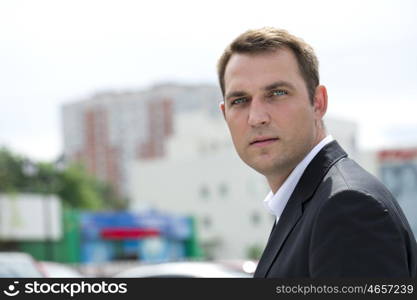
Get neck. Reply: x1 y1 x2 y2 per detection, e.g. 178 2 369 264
266 171 292 194
267 131 327 194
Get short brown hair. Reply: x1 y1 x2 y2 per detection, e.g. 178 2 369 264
217 27 319 103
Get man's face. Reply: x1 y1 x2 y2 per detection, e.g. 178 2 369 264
221 49 326 183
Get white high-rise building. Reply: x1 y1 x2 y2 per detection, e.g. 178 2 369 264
61 83 222 199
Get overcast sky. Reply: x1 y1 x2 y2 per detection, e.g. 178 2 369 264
1 0 416 161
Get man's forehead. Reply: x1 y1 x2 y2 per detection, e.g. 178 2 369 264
224 49 299 93
226 47 295 69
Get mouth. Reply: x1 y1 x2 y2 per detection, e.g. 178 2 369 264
249 137 279 147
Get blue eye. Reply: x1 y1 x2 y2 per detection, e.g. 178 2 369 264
231 98 247 105
272 90 288 96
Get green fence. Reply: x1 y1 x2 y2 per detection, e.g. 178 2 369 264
19 209 80 263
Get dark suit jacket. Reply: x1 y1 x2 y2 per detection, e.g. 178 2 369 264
254 141 417 278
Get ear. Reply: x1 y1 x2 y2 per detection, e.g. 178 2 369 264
313 85 328 119
219 101 226 119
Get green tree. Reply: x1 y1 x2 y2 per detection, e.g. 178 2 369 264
0 147 124 210
247 244 263 260
0 148 28 192
58 164 102 210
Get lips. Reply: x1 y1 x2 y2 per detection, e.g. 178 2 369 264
250 137 279 146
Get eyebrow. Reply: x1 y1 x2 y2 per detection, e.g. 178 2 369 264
225 91 247 101
263 81 296 91
225 81 296 101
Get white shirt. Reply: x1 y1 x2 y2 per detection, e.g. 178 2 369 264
263 135 334 224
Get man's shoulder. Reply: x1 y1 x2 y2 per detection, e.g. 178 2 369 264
300 141 396 213
325 156 392 198
309 159 397 229
311 156 401 219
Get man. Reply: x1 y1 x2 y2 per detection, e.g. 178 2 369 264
217 27 417 277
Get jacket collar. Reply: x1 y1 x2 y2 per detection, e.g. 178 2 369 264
291 140 347 205
254 141 347 278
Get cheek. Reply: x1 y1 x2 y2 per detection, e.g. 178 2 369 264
278 107 314 135
295 111 317 138
230 124 246 146
227 115 246 140
226 121 241 145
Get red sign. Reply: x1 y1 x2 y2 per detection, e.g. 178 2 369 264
101 227 160 240
378 148 417 161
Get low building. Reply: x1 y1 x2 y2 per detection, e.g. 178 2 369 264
378 148 417 237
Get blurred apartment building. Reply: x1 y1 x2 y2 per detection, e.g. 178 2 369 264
348 146 417 239
61 83 222 199
128 110 359 260
377 148 417 236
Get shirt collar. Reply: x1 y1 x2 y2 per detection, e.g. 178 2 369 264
263 135 334 222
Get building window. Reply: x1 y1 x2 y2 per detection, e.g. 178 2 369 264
251 212 261 226
203 216 212 229
200 185 210 200
219 183 228 197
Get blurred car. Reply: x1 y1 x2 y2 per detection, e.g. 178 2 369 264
114 261 252 278
0 252 45 277
38 261 83 278
214 259 257 275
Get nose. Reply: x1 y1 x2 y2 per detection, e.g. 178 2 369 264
248 96 270 127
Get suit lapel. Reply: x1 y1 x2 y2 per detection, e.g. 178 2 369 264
254 141 347 278
267 219 276 241
254 200 302 277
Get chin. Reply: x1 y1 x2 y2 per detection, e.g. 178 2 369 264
246 161 277 175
